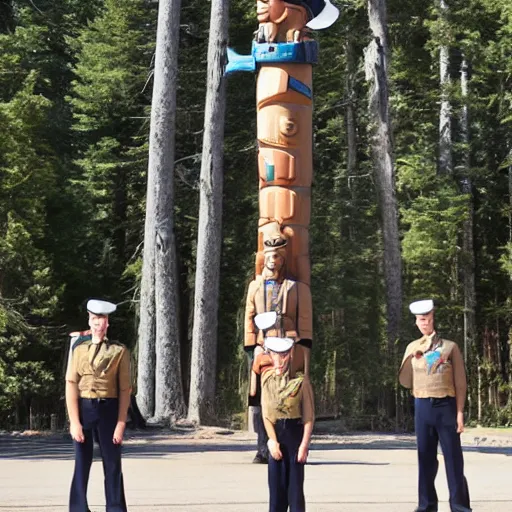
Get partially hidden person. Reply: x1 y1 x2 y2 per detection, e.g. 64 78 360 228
253 335 314 512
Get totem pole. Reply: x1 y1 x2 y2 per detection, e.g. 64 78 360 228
226 1 339 377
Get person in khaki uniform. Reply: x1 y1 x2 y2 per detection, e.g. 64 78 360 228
399 299 471 512
66 299 131 512
253 335 314 512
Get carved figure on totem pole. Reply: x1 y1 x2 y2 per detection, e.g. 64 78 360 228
245 224 312 375
256 0 340 43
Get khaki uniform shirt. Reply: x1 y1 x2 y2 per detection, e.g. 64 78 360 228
398 334 467 399
244 276 313 348
66 339 131 399
253 353 315 425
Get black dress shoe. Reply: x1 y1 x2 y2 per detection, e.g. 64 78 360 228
252 453 268 464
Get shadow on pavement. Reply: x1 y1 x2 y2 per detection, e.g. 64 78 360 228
307 461 390 466
1 432 511 461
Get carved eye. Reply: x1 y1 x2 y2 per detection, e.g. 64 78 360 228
279 116 298 137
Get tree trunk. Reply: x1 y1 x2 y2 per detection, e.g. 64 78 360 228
136 255 156 419
346 37 357 181
188 0 229 425
459 57 475 366
438 0 452 175
137 166 156 419
364 0 402 348
345 35 357 242
141 0 186 423
509 151 512 242
477 357 482 424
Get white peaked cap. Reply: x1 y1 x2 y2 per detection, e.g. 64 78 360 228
409 299 434 315
306 0 340 30
87 299 117 316
264 336 294 353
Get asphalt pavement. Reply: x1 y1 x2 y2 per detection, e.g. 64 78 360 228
0 428 511 511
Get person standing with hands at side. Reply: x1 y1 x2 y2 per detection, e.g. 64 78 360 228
253 334 314 512
66 299 131 512
399 299 471 512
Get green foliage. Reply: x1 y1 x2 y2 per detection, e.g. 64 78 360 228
1 0 512 429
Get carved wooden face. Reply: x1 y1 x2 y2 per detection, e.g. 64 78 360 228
263 249 285 278
279 116 298 137
256 0 286 23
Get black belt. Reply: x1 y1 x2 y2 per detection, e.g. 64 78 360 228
275 418 302 427
417 396 454 406
80 397 117 403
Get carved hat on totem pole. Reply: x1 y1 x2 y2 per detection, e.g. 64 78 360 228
286 0 340 30
263 225 288 254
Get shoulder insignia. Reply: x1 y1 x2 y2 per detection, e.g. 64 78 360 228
69 330 92 351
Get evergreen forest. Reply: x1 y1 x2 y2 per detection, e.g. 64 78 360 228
1 0 512 431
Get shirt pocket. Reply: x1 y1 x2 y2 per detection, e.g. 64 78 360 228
95 355 117 375
78 359 93 376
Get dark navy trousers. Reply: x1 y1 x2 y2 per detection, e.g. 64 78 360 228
69 398 127 512
415 397 471 512
254 406 269 459
268 418 305 512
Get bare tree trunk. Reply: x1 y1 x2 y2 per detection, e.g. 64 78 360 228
508 327 512 406
136 239 156 419
345 35 357 242
346 36 357 181
143 0 186 423
438 0 452 175
509 151 512 242
188 0 229 425
137 122 157 419
477 357 482 424
364 0 402 347
508 159 512 406
459 57 475 366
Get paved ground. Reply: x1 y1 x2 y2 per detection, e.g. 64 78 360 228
1 427 511 511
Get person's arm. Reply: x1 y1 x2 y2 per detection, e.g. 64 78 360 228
298 420 313 463
113 348 132 444
65 353 84 443
297 282 313 351
250 370 258 397
244 281 258 349
263 416 282 460
451 343 467 433
298 376 314 463
398 342 416 389
250 347 264 396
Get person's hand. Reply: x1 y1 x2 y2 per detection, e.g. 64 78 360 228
113 421 126 444
297 443 309 463
456 411 464 433
70 422 84 443
250 378 257 397
267 439 282 460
